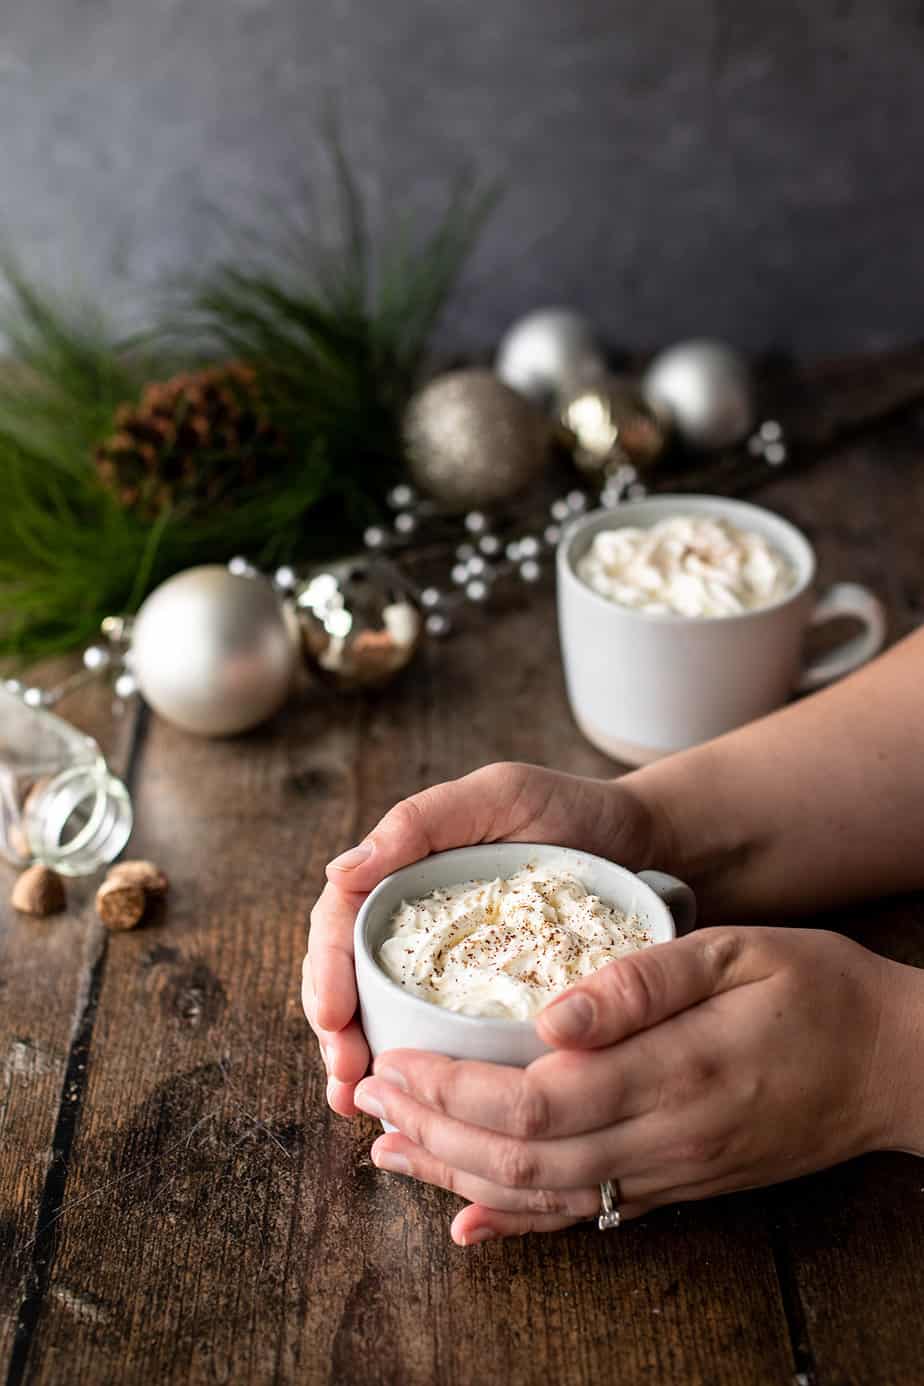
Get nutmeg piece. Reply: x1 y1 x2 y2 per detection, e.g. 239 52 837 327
11 864 67 917
106 859 169 897
95 878 146 931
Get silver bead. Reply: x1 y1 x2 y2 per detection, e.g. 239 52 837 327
466 555 487 577
114 671 138 700
478 534 501 556
455 543 476 562
387 483 416 509
601 487 622 509
519 560 542 583
394 512 416 535
425 611 452 638
505 540 522 562
228 555 257 577
626 482 647 499
518 536 540 558
544 524 562 546
747 435 765 457
23 687 48 707
451 563 469 586
764 442 787 466
465 578 489 603
274 565 298 592
3 678 23 696
465 511 487 534
760 419 783 443
364 526 387 549
421 587 443 609
566 490 587 513
82 644 110 671
550 499 571 523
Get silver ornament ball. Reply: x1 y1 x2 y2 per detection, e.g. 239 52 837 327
296 557 422 692
641 340 755 451
404 369 551 512
130 565 297 737
495 308 605 410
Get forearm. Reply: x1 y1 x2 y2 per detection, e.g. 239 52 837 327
625 626 924 921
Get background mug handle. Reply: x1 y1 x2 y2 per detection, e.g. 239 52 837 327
796 583 887 693
638 870 697 935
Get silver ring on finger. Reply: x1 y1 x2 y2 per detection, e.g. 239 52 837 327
598 1179 622 1231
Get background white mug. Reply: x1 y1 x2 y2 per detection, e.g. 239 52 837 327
557 494 887 765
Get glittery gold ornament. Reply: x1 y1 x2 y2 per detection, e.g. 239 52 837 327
403 369 550 511
296 557 422 691
560 376 668 478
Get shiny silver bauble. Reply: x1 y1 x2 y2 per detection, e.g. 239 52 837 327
561 376 668 477
641 340 755 451
296 556 422 691
495 308 605 411
404 368 550 511
130 565 297 736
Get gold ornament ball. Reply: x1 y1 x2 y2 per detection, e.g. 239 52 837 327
403 368 550 511
561 376 668 477
296 557 422 692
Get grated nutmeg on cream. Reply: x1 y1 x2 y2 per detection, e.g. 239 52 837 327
576 514 794 618
377 864 651 1020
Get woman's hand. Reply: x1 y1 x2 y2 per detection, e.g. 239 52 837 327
354 926 924 1245
302 762 656 1115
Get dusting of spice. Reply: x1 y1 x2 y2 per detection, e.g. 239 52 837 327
377 864 651 1019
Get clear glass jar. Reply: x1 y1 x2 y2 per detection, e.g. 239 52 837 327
0 685 132 876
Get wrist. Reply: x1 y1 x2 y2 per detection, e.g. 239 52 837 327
621 743 757 921
874 959 924 1156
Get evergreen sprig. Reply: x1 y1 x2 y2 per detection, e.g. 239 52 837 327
0 162 492 658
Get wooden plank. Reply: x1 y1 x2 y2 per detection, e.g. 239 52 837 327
19 598 794 1385
759 440 924 1386
0 665 140 1374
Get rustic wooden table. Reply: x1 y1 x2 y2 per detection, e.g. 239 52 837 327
2 424 924 1386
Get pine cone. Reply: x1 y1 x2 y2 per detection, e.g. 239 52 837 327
94 362 286 518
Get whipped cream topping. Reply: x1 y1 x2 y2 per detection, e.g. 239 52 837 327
576 514 794 618
377 864 651 1020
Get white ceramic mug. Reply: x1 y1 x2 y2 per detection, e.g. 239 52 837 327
557 495 887 765
354 842 694 1072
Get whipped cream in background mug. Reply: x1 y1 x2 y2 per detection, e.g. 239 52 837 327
557 495 887 765
378 864 651 1020
577 514 794 618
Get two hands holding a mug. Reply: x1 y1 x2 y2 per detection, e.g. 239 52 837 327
303 628 924 1245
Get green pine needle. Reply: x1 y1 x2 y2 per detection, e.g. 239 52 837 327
0 161 492 659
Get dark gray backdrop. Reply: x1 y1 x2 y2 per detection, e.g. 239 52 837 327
2 0 922 355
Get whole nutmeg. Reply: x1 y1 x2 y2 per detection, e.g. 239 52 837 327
106 860 169 897
95 877 146 931
11 864 67 917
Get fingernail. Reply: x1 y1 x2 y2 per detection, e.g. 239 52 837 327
329 841 373 871
373 1065 408 1092
373 1148 412 1176
354 1082 386 1121
326 1076 338 1106
542 992 593 1042
462 1226 496 1246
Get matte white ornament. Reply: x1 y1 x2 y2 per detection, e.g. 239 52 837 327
641 340 755 451
496 308 605 410
130 566 297 737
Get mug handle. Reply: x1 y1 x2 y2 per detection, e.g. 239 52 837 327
638 870 697 936
796 583 887 694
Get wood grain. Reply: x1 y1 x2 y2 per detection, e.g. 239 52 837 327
0 668 140 1374
2 416 923 1384
14 615 795 1385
